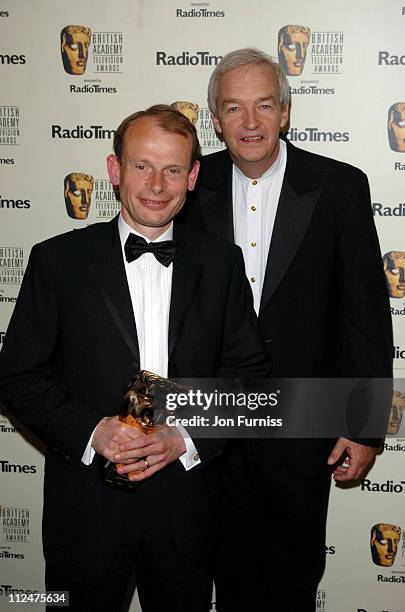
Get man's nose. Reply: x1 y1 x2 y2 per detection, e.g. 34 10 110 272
243 107 259 130
295 44 303 60
387 539 394 553
78 43 85 59
81 190 88 204
149 170 165 194
399 267 405 282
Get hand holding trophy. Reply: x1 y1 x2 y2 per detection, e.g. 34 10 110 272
103 370 180 491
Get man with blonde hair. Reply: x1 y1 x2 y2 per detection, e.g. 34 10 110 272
0 104 268 611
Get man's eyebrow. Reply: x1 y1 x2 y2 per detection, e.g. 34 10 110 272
221 94 277 105
124 158 188 170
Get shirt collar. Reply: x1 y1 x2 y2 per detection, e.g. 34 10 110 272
118 213 174 246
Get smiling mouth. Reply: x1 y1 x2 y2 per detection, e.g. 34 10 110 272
240 136 264 143
140 199 170 208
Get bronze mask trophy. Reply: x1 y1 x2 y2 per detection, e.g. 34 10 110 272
103 370 180 491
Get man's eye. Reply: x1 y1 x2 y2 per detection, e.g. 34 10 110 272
398 121 405 128
70 44 78 50
260 104 272 110
73 190 81 196
379 539 388 544
288 44 296 50
227 106 239 113
167 168 180 175
391 268 400 275
135 164 145 171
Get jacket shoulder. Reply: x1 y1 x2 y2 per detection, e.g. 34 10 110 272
32 221 113 255
197 149 232 187
176 224 242 263
286 141 367 186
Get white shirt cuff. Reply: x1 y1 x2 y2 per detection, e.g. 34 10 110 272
175 423 201 471
81 427 97 465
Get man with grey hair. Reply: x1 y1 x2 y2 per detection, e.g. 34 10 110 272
181 47 392 611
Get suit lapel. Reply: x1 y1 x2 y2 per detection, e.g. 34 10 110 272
168 226 204 359
88 217 140 367
259 179 321 314
200 172 234 243
199 150 234 242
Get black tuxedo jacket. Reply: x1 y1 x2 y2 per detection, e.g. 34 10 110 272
0 218 268 582
180 141 393 470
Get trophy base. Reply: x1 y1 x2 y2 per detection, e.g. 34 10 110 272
103 460 139 492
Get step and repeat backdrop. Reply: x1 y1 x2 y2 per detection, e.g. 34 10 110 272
1 1 404 610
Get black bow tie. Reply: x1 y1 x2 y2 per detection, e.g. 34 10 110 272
124 233 177 267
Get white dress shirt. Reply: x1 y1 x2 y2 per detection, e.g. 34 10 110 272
232 139 287 314
82 215 200 470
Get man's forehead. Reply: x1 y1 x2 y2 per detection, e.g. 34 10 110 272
122 118 193 164
218 64 279 96
223 63 276 80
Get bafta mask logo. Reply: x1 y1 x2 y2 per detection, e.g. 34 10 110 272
388 103 405 153
61 25 92 75
64 173 94 220
171 101 199 126
278 24 311 76
370 523 401 567
388 391 405 436
383 251 405 298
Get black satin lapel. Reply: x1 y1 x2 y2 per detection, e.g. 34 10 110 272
168 231 203 359
259 181 322 315
88 219 140 367
200 172 234 243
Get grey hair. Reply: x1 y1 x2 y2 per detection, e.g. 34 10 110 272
207 48 290 116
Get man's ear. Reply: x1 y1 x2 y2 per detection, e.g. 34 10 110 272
280 103 290 130
211 113 222 135
187 160 200 192
107 154 120 186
